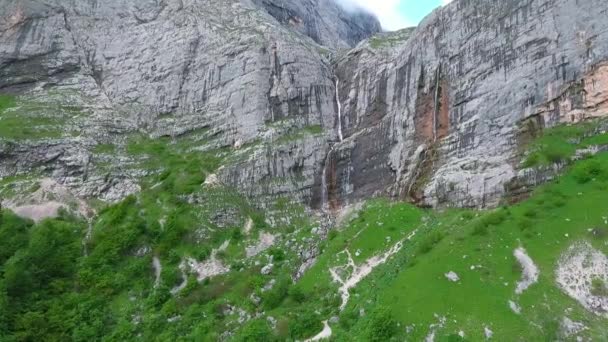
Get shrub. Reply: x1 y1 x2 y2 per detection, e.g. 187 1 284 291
517 217 533 232
235 319 274 342
523 208 538 219
471 209 509 236
365 306 398 341
460 212 474 221
289 309 321 339
231 228 243 241
523 152 541 168
572 159 606 184
261 277 290 310
339 306 360 329
471 222 489 236
288 285 306 303
268 248 286 263
544 144 570 163
417 231 444 254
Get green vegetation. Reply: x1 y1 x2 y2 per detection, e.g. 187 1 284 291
0 94 82 141
368 27 416 49
522 119 608 167
93 144 116 154
275 125 323 144
2 119 608 341
591 278 608 297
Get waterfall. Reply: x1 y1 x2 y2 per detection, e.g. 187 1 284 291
335 77 344 142
319 77 344 210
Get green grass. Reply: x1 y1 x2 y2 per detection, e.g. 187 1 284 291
321 155 608 340
274 125 324 144
522 119 608 167
0 94 81 140
591 278 608 297
0 95 16 111
3 117 608 341
298 200 422 291
368 27 416 49
92 143 116 154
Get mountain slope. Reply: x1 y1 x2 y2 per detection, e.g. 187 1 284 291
1 0 608 341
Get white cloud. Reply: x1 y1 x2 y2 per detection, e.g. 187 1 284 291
335 0 412 31
442 0 453 5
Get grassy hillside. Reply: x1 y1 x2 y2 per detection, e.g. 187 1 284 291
1 120 608 341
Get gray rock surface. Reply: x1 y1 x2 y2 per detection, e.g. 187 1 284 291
249 0 381 48
330 0 608 208
0 0 374 203
2 0 608 211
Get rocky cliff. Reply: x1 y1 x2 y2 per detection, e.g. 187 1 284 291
329 0 608 209
2 0 608 211
0 0 378 204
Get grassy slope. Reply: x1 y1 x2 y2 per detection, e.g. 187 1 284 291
1 119 608 341
301 123 608 341
0 94 82 140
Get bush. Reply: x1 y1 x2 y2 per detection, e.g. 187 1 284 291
339 306 360 329
471 222 489 236
471 209 509 236
417 231 444 254
0 210 32 264
572 159 606 184
231 228 243 241
460 212 474 221
365 306 398 341
289 309 321 339
544 145 570 163
235 319 274 342
523 208 538 219
288 285 307 303
261 277 290 310
523 152 541 168
268 248 286 263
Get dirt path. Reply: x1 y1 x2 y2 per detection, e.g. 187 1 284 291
171 268 188 295
514 247 539 294
330 229 418 310
304 320 332 341
153 256 162 288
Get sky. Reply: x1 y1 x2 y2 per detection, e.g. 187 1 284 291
336 0 453 31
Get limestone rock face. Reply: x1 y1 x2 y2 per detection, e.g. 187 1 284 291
330 0 608 208
250 0 382 48
2 0 608 210
0 0 378 202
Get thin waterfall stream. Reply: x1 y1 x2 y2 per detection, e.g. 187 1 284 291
320 76 344 210
335 77 344 142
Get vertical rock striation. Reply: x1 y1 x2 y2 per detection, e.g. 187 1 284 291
2 0 608 210
331 0 608 208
